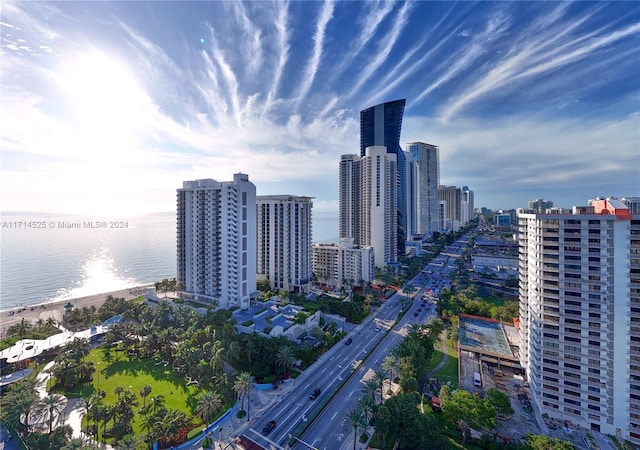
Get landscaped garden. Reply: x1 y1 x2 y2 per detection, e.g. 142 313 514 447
79 347 207 441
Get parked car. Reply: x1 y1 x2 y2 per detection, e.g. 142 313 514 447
310 388 321 400
262 420 276 435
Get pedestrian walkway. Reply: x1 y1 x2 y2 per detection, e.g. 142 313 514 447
427 332 450 378
35 361 113 449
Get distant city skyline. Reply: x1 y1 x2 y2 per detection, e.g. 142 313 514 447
1 1 638 216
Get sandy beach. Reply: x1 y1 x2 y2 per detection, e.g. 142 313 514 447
0 284 154 337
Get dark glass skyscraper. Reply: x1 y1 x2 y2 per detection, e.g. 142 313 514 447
360 99 406 255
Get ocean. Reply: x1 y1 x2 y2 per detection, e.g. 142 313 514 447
0 211 338 311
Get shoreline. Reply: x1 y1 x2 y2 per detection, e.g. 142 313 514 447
0 284 154 336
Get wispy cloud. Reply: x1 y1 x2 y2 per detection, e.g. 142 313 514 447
326 0 395 85
262 1 290 117
372 3 466 104
439 5 640 121
413 9 511 104
294 0 334 109
0 21 20 30
1 1 636 215
230 1 263 76
404 109 639 207
347 0 412 100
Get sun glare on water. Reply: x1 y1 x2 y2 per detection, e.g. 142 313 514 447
53 247 138 301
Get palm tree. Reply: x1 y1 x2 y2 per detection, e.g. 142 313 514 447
148 395 165 415
345 408 366 450
114 389 139 435
38 393 66 433
114 385 125 400
208 341 224 375
61 437 98 450
275 345 296 378
114 433 139 450
139 384 152 408
373 369 387 403
195 391 222 424
0 378 38 432
356 395 375 423
233 371 254 418
64 337 89 361
12 317 33 337
382 355 399 395
362 378 380 405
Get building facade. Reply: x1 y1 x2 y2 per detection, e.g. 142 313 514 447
360 99 406 256
361 145 398 268
461 186 474 225
405 142 440 238
518 199 638 443
528 198 554 213
312 238 374 289
339 154 362 246
621 197 640 214
257 195 313 294
177 174 256 309
439 185 461 231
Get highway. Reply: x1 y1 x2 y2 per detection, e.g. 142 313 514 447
241 233 473 449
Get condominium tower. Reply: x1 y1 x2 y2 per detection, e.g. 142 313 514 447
461 186 474 225
361 146 398 268
360 99 406 255
176 174 256 310
518 198 639 444
257 195 313 294
405 142 440 237
312 238 375 289
339 154 362 246
439 185 462 231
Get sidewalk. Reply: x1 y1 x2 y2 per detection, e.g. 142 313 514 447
180 380 290 450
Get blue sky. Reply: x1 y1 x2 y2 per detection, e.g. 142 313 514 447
1 1 638 216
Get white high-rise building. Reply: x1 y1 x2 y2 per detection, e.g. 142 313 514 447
257 195 313 294
405 142 440 237
177 174 256 309
339 154 362 246
439 185 461 231
518 198 639 443
361 145 397 268
461 186 474 225
312 238 374 289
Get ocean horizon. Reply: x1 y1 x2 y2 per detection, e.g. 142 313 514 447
0 210 338 311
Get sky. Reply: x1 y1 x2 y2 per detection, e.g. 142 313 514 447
1 1 639 217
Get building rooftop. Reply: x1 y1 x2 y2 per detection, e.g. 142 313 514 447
459 314 516 358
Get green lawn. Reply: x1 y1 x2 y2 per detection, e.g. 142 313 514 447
77 347 206 440
425 349 445 375
483 295 505 306
426 332 459 386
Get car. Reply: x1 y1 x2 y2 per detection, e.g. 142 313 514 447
345 337 353 345
262 420 276 435
413 312 418 317
374 326 381 332
310 388 321 399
